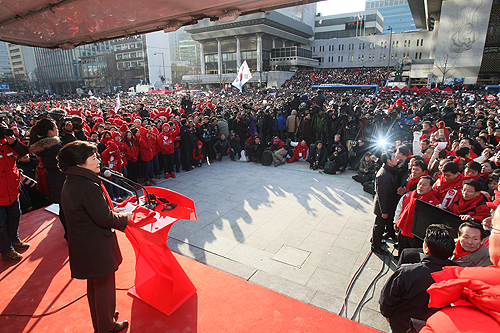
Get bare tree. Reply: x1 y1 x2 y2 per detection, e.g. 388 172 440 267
435 54 456 83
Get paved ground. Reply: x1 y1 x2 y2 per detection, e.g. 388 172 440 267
156 158 398 332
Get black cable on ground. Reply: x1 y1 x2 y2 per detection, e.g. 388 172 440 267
339 249 372 317
350 247 395 322
0 287 133 318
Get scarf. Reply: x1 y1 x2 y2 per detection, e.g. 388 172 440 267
100 182 114 211
433 173 463 198
406 171 429 191
463 174 480 181
397 190 439 238
455 193 485 215
452 241 483 260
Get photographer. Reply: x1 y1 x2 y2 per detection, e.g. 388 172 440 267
0 121 30 261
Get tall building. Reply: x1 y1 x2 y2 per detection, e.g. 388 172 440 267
7 44 37 92
112 36 148 90
178 37 201 65
315 10 384 40
184 4 318 88
366 0 417 33
0 42 12 90
33 47 83 94
79 41 115 93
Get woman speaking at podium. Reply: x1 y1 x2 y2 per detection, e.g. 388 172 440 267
57 141 132 333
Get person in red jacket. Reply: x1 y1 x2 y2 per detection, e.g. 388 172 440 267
420 207 500 333
192 140 204 167
101 141 126 201
123 130 140 182
288 140 309 163
138 127 156 186
156 123 176 179
446 179 491 224
0 122 30 261
111 131 127 175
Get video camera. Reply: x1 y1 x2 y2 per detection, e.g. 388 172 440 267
0 121 14 140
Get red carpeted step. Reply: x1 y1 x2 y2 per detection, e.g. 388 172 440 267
0 208 381 333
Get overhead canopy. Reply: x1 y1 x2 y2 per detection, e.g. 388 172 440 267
0 0 318 49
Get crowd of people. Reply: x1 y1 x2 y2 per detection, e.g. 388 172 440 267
1 66 500 332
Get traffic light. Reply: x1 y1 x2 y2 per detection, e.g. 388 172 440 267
428 17 435 31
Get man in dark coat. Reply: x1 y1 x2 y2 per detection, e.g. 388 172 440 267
441 99 457 130
179 119 195 171
379 224 456 333
261 108 274 145
371 151 399 255
299 112 313 146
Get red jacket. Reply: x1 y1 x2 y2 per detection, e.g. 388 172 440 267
124 139 139 163
156 130 176 154
447 192 491 222
0 140 27 205
192 141 204 160
138 128 155 162
101 142 126 172
421 266 500 333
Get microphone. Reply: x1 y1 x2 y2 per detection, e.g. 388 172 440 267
102 167 157 208
103 169 124 178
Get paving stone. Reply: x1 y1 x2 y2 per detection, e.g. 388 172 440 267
248 270 317 304
272 245 311 268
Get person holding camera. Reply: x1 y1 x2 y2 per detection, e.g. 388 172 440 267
0 121 30 261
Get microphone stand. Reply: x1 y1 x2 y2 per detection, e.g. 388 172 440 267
101 168 154 207
98 175 137 200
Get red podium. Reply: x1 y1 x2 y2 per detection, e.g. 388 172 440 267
122 186 197 315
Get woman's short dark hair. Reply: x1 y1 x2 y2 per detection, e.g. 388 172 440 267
424 224 455 260
57 141 97 172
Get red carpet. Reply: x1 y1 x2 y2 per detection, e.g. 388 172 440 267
0 208 381 333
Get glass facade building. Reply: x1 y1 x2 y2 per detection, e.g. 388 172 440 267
366 0 417 33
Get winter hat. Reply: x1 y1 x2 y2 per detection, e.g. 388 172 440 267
111 131 121 140
139 127 148 137
162 123 170 130
119 124 129 132
106 141 119 152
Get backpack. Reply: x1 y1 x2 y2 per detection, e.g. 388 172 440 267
261 150 273 166
323 160 337 174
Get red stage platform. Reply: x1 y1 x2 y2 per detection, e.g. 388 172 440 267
0 208 381 333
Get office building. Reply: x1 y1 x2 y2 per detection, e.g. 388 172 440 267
366 0 417 33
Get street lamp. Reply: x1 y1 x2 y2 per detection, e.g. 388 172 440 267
386 26 393 85
153 52 165 86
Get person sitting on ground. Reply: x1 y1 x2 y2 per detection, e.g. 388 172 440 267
451 221 492 267
270 136 287 167
192 140 204 167
228 131 241 158
246 135 265 163
307 140 328 170
380 224 455 333
327 144 348 175
288 140 308 163
213 133 235 161
353 153 379 183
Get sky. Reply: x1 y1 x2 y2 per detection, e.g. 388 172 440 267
316 0 366 16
